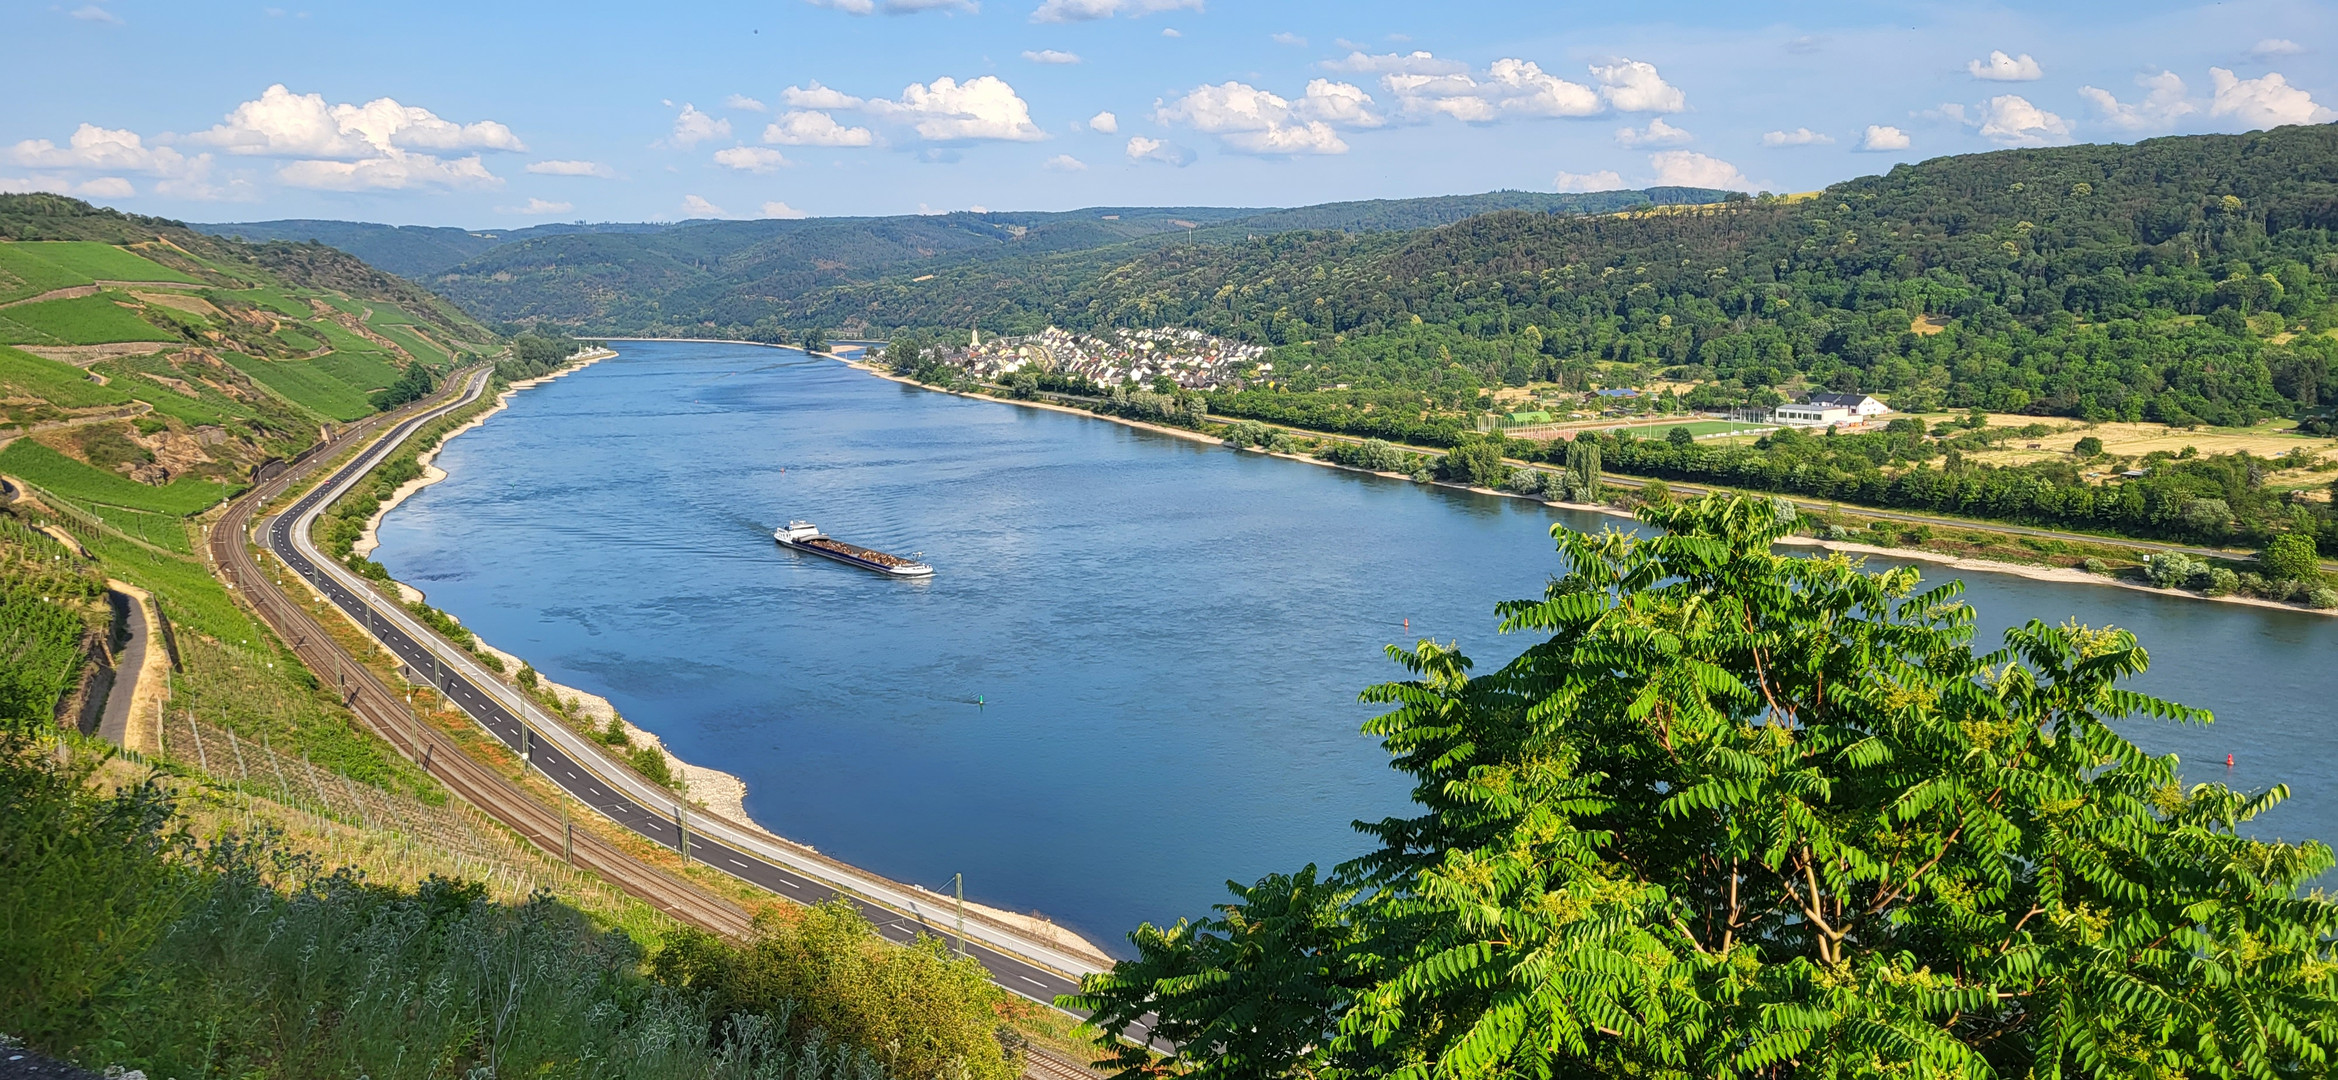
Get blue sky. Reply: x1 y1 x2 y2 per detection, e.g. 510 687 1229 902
3 0 2332 226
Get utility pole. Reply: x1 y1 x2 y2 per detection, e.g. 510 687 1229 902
954 872 966 958
675 804 690 864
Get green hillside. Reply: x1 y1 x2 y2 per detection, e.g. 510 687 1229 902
789 124 2338 430
0 193 499 515
219 188 1727 334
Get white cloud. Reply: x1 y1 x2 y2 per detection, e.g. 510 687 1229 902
1590 60 1687 112
1761 127 1833 146
1125 136 1195 165
725 94 769 112
502 197 573 214
1029 0 1197 22
761 201 809 219
0 175 141 199
667 104 731 148
1271 32 1306 47
2078 72 2195 131
782 82 865 110
193 85 523 159
1044 153 1087 171
2250 38 2305 58
682 194 725 217
1553 169 1625 192
1023 49 1082 64
1647 150 1749 189
1485 58 1605 117
277 154 501 191
1087 110 1119 133
70 5 122 23
8 124 208 179
74 176 135 197
526 159 614 177
868 75 1045 141
1375 56 1674 123
1155 80 1370 155
808 0 877 11
1858 124 1912 151
1971 94 2072 145
1160 27 1180 37
2209 67 2337 127
1322 51 1468 76
886 0 980 12
713 146 791 172
1293 79 1383 127
761 111 876 146
1615 117 1691 147
1967 50 2043 81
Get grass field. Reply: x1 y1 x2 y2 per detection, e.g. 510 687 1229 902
373 322 449 364
98 358 235 427
311 349 402 394
0 438 231 515
0 292 178 345
0 345 132 409
219 351 377 421
0 240 202 286
41 491 192 553
211 286 312 318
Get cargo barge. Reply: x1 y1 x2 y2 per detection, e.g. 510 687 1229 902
774 521 933 577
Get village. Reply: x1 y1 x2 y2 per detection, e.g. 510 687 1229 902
926 325 1271 390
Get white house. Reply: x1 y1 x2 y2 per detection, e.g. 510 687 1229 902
1775 392 1891 427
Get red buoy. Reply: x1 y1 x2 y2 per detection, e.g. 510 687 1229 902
2227 754 2235 767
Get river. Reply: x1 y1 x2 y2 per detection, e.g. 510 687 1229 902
374 340 2338 955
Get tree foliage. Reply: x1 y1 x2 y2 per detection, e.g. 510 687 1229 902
1069 494 2338 1079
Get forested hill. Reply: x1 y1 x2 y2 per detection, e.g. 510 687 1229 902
198 187 1730 331
791 124 2338 428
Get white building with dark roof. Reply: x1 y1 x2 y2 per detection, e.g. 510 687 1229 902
1775 392 1890 427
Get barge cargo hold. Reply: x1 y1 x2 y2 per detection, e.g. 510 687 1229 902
774 521 933 577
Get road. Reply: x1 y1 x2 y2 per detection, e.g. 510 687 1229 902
214 367 1142 1043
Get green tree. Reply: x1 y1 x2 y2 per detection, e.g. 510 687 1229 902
2261 533 2323 582
655 902 1016 1080
1069 495 2338 1080
1667 424 1695 448
2073 435 2106 457
1435 437 1510 487
1564 437 1601 501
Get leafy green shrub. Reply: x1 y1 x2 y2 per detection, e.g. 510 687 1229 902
1222 420 1272 448
2309 586 2338 609
2260 533 2323 582
630 744 675 786
2073 435 2104 457
1324 437 1407 472
654 902 1017 1080
1071 494 2338 1080
2080 557 2108 574
2144 551 2206 588
2202 566 2241 595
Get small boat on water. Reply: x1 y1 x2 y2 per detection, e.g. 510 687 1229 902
774 521 933 577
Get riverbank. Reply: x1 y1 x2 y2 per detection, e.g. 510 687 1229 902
820 352 2336 620
351 349 616 569
367 343 1120 965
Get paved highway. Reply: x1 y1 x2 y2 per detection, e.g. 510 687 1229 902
239 368 1133 1027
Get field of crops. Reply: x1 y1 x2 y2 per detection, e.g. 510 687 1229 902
374 321 449 364
311 349 402 394
0 345 131 409
0 438 231 515
0 292 177 344
218 351 371 420
1 240 200 286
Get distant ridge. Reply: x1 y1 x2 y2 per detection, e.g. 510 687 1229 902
194 187 1733 284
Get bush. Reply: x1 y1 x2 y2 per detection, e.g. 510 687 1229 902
630 744 675 786
1325 437 1408 473
1434 438 1511 488
1505 470 1544 496
2201 566 2241 596
1665 426 1694 448
2081 557 2108 574
1223 420 1273 448
2144 551 2206 588
2073 435 2105 457
1638 479 1672 506
653 902 1017 1080
2260 533 2323 582
2309 587 2338 609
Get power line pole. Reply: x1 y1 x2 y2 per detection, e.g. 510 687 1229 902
954 872 966 958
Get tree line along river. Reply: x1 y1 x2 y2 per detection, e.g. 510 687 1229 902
373 340 2338 955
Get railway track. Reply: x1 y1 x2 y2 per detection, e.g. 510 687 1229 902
203 364 1154 1072
207 368 756 937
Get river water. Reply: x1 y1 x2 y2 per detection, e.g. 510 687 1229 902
376 340 2338 955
